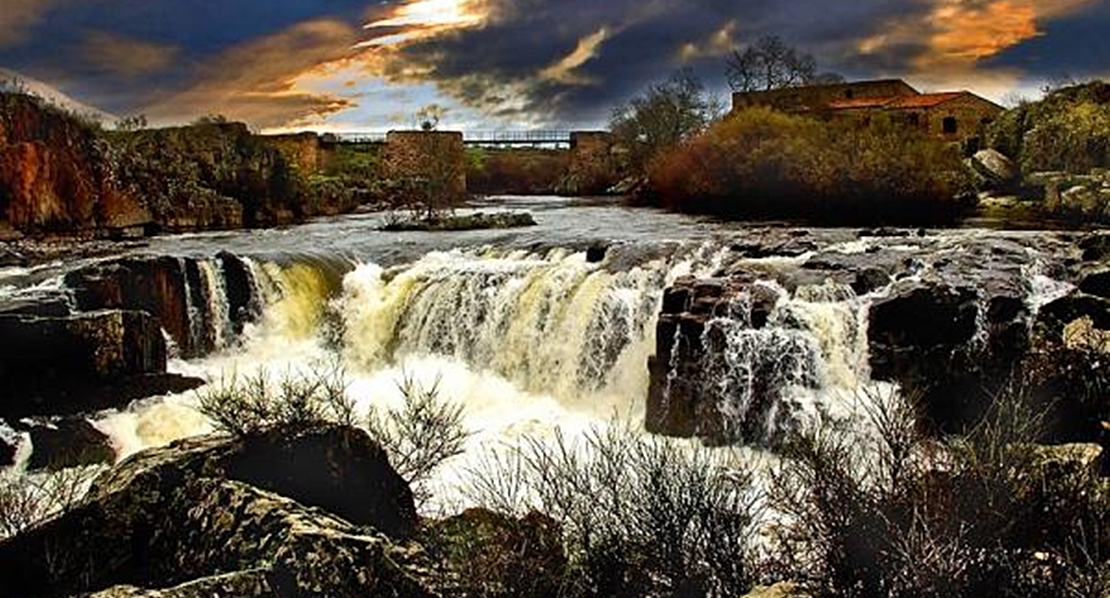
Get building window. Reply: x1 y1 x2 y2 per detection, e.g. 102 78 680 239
845 89 855 99
907 113 921 126
943 117 958 134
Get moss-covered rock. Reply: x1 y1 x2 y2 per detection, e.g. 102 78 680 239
0 425 426 598
380 211 537 232
420 508 566 598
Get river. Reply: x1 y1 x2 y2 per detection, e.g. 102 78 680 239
0 196 1084 511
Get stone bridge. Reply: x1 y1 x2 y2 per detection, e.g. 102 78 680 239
261 130 616 196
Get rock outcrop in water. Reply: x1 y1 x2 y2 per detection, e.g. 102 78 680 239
0 424 565 598
65 253 263 357
648 229 1110 444
0 309 200 419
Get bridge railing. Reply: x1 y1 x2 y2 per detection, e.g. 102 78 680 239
329 130 575 147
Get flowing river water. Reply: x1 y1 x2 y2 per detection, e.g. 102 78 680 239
0 196 1082 512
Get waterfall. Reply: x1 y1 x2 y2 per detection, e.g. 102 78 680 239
662 279 873 444
196 260 232 351
337 249 670 410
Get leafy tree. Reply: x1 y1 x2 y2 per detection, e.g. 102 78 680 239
726 36 841 93
610 69 722 172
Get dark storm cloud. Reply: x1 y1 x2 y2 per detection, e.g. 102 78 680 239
0 0 375 114
0 0 1105 128
386 0 933 123
985 2 1110 81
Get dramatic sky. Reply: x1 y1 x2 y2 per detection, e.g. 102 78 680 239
1 0 1107 132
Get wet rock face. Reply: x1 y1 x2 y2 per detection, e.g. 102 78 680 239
647 230 1084 443
0 310 176 418
65 253 262 357
647 276 808 443
0 425 430 598
16 416 115 471
66 257 194 355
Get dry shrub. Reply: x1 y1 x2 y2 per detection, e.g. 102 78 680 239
648 107 972 224
770 386 1110 598
463 424 763 598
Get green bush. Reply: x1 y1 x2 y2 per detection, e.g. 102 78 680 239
647 107 973 224
987 81 1110 174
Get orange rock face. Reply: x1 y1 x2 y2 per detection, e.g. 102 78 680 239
0 94 151 235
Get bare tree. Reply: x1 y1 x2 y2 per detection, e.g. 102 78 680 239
726 36 841 92
610 69 723 171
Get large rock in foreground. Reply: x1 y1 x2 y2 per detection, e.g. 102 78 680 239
89 425 418 538
0 425 426 598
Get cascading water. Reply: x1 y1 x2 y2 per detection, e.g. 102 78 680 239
338 248 669 410
662 278 874 444
196 260 232 351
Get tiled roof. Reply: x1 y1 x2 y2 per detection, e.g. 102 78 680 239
826 97 897 109
826 91 971 111
885 92 967 109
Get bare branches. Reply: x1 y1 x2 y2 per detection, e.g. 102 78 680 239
365 373 469 506
726 36 842 93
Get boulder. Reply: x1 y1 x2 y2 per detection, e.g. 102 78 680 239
0 310 181 418
1062 184 1101 214
0 425 429 598
420 508 566 598
585 244 608 264
0 243 26 267
1079 269 1110 299
970 149 1019 188
1079 233 1110 262
18 416 115 471
853 266 893 295
90 425 418 539
0 478 434 598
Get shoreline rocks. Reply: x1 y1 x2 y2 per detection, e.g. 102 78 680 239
0 309 200 419
0 424 566 598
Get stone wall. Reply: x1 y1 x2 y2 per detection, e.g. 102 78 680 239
261 132 327 175
384 131 467 202
732 79 919 113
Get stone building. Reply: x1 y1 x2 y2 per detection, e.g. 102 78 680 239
732 79 1004 146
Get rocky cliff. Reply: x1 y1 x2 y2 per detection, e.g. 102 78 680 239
0 93 360 238
0 94 149 236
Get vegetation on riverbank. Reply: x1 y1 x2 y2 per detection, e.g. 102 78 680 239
642 107 973 224
467 149 571 195
989 81 1110 175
